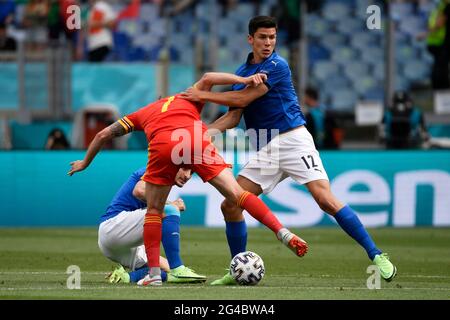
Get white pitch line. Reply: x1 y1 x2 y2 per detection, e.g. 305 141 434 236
1 272 450 279
0 271 106 275
399 274 450 279
0 286 449 291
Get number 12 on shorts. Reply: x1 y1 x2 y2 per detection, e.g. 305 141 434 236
301 155 318 170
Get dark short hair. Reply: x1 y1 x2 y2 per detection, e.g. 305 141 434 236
305 86 319 101
248 16 277 36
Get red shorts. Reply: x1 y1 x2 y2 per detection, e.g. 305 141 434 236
142 128 231 185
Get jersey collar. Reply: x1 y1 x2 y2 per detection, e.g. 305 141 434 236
246 51 277 65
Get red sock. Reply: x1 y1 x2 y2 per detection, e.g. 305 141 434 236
143 211 162 268
238 191 283 234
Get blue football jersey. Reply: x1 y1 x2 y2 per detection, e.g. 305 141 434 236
99 167 147 223
232 52 306 149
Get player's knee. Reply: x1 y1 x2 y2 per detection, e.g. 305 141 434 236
221 199 237 214
221 199 242 220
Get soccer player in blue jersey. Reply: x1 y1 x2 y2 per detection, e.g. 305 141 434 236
180 16 397 285
100 167 206 284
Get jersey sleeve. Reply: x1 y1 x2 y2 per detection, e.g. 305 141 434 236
119 109 143 133
264 60 290 90
135 167 146 178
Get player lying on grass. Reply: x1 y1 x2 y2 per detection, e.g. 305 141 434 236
100 167 206 284
68 72 308 286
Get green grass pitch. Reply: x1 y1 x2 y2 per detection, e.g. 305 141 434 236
0 227 449 300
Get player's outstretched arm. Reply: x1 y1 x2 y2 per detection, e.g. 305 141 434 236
195 72 267 91
68 121 127 176
180 82 268 108
208 108 244 133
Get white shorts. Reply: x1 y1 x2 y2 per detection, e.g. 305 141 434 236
98 209 147 270
239 126 329 194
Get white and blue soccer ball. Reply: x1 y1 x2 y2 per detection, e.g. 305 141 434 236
230 251 265 285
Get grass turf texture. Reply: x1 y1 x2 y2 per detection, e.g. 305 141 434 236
0 227 449 300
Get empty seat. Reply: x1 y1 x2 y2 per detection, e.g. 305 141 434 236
331 47 358 64
308 42 331 64
324 74 352 89
235 3 255 17
323 2 351 22
399 16 427 36
352 76 378 95
363 86 384 101
391 2 414 21
331 90 358 110
133 33 161 50
313 61 340 81
396 44 417 62
370 60 385 81
402 60 430 82
344 61 370 81
395 76 410 91
113 32 130 48
322 75 352 103
139 3 159 21
361 46 384 64
336 18 364 34
350 32 378 49
320 33 348 50
306 14 330 38
128 47 147 61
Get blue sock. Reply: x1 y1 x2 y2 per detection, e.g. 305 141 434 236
225 220 247 259
334 205 382 260
162 214 183 269
129 266 167 283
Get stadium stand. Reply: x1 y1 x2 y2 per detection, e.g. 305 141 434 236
0 0 448 149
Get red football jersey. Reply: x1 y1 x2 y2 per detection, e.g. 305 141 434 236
116 95 229 185
118 94 204 139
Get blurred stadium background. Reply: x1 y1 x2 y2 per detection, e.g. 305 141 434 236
0 0 449 299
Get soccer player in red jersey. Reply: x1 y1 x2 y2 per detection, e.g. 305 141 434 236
68 72 307 286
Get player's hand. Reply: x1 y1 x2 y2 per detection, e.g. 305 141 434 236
244 73 267 87
175 167 192 187
171 198 186 211
68 160 87 176
179 87 202 102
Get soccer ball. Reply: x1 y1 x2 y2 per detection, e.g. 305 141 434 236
230 251 265 285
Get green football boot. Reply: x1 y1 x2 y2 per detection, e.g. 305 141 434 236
167 266 207 283
373 253 397 282
107 265 130 284
210 270 237 286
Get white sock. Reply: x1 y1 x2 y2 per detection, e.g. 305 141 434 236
276 228 291 242
149 267 161 277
